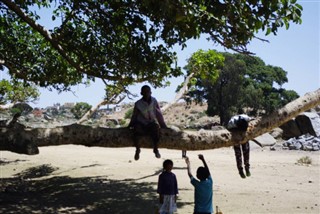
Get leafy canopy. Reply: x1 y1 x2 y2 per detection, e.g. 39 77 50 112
184 50 299 124
0 0 303 95
0 79 39 105
71 102 92 119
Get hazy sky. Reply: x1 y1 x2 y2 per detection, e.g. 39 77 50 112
2 1 319 108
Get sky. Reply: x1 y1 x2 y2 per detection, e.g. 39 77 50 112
1 0 319 108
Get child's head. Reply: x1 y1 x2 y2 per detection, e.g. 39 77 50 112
140 85 151 100
163 159 173 172
196 166 209 181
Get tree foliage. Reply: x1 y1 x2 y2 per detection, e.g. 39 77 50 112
71 102 92 119
184 51 299 125
0 79 39 105
0 0 303 95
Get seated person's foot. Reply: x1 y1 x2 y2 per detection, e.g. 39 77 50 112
134 149 140 161
245 169 251 177
154 150 161 158
239 170 246 179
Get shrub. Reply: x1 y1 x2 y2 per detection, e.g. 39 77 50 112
119 119 127 126
197 111 207 118
10 107 22 115
297 156 312 165
71 102 92 119
124 108 133 119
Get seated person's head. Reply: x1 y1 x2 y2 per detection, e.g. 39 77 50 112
196 166 209 181
141 85 151 100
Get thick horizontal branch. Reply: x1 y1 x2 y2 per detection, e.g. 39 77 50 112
1 88 319 155
0 123 233 155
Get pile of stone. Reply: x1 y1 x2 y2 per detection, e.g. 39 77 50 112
282 134 320 151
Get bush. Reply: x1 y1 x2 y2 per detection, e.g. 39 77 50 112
296 156 312 165
71 102 92 119
197 111 207 118
124 108 133 119
10 107 22 115
119 119 127 126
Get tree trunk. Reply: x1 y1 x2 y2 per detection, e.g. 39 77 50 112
1 89 319 155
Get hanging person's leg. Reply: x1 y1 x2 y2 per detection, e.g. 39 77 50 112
234 144 245 178
242 141 251 176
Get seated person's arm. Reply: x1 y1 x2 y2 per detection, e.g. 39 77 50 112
128 106 138 128
155 101 167 128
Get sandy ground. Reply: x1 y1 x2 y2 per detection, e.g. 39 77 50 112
1 143 319 214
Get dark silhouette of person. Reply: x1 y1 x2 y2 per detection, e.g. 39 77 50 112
128 85 167 160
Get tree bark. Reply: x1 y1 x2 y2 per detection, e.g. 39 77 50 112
1 89 319 155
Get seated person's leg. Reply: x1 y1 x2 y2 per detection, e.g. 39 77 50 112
133 123 145 160
147 122 161 158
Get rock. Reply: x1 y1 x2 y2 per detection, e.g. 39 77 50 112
43 113 53 121
12 102 33 115
169 125 181 132
283 134 320 151
251 133 277 147
270 127 283 139
296 112 320 137
280 119 302 139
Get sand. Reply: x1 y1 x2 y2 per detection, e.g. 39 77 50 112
1 143 319 214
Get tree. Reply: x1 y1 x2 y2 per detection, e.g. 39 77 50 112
184 51 299 125
182 49 225 103
233 54 299 114
71 102 92 119
0 79 39 109
1 0 316 155
0 0 303 95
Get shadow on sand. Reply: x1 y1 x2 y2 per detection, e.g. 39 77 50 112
0 164 192 214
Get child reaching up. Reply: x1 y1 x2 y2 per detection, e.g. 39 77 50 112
185 154 213 214
157 159 178 214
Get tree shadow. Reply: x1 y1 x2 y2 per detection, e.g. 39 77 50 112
0 158 27 165
0 165 192 214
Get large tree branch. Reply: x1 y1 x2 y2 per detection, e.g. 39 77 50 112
1 88 319 155
77 95 125 124
161 73 194 112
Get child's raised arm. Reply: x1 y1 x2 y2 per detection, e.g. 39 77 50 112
185 156 193 178
198 154 211 175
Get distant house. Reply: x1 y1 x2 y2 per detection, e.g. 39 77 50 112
44 106 59 116
53 103 61 110
32 108 43 117
97 107 113 116
62 102 75 109
114 105 121 112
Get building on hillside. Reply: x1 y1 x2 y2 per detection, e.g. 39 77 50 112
114 105 122 112
32 108 43 117
62 102 75 109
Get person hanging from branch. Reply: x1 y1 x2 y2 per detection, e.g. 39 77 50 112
128 85 167 160
227 114 253 178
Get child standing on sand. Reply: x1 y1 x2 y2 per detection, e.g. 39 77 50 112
185 154 213 214
157 159 178 214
